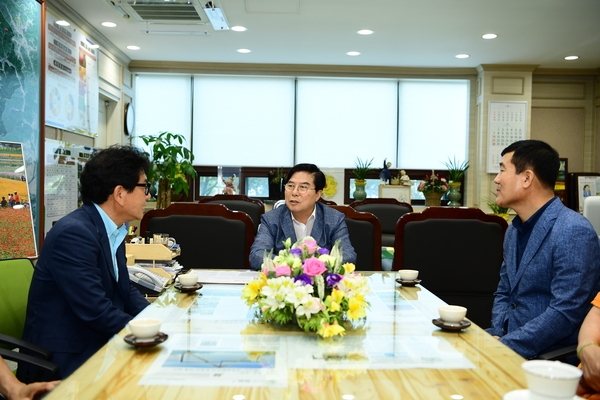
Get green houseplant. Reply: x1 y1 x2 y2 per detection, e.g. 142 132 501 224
139 131 197 209
352 157 373 201
442 157 469 206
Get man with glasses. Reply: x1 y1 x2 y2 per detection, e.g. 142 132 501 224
250 163 356 270
21 145 151 380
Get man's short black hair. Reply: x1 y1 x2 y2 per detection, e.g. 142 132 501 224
501 140 560 190
284 163 326 192
80 145 150 205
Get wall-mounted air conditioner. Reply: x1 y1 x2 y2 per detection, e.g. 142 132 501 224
103 0 208 24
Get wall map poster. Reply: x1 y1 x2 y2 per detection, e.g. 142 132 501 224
45 11 99 135
486 101 528 173
0 0 42 248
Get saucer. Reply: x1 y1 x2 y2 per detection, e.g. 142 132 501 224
174 283 203 293
395 278 421 287
432 318 471 331
124 332 168 348
503 389 583 400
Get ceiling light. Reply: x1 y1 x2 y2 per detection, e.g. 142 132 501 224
141 29 210 35
455 54 469 59
231 26 247 32
90 44 100 49
237 49 251 53
482 33 497 39
127 45 140 50
347 51 360 56
56 20 70 26
102 22 117 28
357 29 373 35
564 55 579 60
204 2 229 30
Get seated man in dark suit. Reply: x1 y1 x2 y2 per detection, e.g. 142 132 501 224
486 140 600 359
250 163 356 270
21 145 151 379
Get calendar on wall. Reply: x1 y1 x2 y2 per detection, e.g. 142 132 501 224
486 101 528 173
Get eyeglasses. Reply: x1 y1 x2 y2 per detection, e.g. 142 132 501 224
135 182 152 195
284 183 316 194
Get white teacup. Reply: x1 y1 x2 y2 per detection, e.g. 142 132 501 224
178 273 198 287
438 305 467 323
522 360 582 400
128 318 161 341
398 269 419 281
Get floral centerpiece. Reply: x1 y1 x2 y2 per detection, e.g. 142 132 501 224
417 170 449 194
242 237 370 338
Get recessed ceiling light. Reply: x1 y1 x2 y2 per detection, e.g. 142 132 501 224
102 22 117 28
482 33 497 39
127 45 140 50
347 51 360 56
237 48 251 53
455 54 469 59
564 55 579 60
357 29 373 35
56 20 70 26
231 26 247 32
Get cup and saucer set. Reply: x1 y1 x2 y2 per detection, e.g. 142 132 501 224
124 318 168 348
395 269 422 287
431 305 471 331
174 272 203 293
503 360 584 399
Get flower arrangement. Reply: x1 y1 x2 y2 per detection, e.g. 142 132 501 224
242 237 370 338
417 170 449 194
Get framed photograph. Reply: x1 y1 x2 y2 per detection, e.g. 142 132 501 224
554 158 567 206
578 176 600 213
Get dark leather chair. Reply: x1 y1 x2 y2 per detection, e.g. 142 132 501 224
329 205 382 271
318 198 337 205
140 203 254 270
198 194 265 235
393 207 508 329
0 258 60 382
349 198 413 247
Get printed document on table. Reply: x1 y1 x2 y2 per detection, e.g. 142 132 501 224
192 269 258 284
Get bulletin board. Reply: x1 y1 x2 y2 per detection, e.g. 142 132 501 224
44 139 94 236
486 101 528 173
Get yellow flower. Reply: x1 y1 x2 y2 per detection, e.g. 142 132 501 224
325 289 344 312
322 175 338 198
347 297 367 320
344 262 355 273
317 321 346 338
241 274 267 305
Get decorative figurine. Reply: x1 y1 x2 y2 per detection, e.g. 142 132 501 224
222 174 238 195
400 170 412 186
380 158 392 184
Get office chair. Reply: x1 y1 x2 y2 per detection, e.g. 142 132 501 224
393 207 508 328
329 205 382 271
350 198 413 247
140 203 254 269
583 196 600 236
0 258 60 382
198 194 265 235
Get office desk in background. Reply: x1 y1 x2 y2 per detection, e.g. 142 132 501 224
44 273 527 399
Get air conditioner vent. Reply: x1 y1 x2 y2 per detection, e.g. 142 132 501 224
130 3 203 22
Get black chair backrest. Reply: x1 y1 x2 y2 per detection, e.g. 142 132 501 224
329 205 382 271
140 203 254 269
350 198 413 247
198 195 265 234
393 207 508 328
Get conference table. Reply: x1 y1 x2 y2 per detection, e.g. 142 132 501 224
44 271 527 399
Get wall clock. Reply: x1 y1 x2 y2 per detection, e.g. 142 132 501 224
124 103 135 135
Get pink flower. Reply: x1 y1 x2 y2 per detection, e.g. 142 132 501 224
275 265 292 276
302 257 327 277
302 239 319 255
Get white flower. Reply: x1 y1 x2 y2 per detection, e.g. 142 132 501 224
261 276 295 311
296 296 323 318
285 282 314 308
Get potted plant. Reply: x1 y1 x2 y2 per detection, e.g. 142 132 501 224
417 170 449 206
352 157 373 201
443 157 469 206
139 131 197 209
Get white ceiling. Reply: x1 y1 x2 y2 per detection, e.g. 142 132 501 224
53 0 600 70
